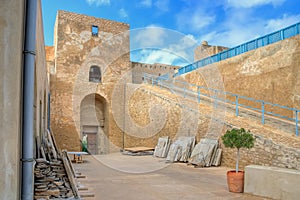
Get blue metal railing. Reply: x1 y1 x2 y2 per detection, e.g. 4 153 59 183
175 22 300 76
143 73 300 136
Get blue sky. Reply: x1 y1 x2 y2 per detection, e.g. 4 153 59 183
42 0 300 66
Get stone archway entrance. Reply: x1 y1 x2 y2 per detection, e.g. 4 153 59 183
80 94 108 154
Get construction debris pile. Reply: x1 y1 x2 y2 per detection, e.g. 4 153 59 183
34 159 74 199
34 130 79 200
154 136 222 167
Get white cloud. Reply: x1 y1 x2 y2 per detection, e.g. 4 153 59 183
119 8 129 19
154 0 170 12
168 34 198 61
265 14 300 32
132 25 168 48
140 0 152 7
142 50 179 65
176 8 215 32
132 49 189 66
131 27 199 66
86 0 110 6
198 14 300 48
226 0 286 8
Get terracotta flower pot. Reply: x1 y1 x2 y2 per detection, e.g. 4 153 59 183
227 170 244 193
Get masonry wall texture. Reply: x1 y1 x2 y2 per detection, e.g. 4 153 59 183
185 35 300 118
131 62 180 84
49 10 131 152
47 11 300 171
48 11 181 153
194 41 228 61
134 84 300 170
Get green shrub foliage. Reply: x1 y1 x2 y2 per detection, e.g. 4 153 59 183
222 128 255 150
221 128 255 172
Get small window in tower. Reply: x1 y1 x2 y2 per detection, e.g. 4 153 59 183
89 65 101 83
92 25 98 37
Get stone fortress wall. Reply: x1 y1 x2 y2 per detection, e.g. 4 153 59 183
47 10 300 170
180 34 300 170
48 10 131 152
47 10 180 153
194 40 228 61
131 61 180 84
185 34 300 118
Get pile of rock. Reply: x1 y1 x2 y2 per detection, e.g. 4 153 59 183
34 159 74 199
34 129 80 199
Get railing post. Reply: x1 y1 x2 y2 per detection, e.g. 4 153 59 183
255 39 257 48
296 110 299 136
197 86 201 104
261 101 265 124
235 95 239 116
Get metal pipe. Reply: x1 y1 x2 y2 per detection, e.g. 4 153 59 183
48 92 50 129
21 0 37 199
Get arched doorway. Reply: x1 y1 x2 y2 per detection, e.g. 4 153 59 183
80 94 108 154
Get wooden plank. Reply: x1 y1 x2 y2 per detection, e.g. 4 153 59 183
79 192 95 197
40 146 46 160
47 130 57 160
78 187 89 191
61 152 80 198
48 129 60 157
76 175 86 179
62 150 76 178
36 136 41 158
124 147 154 153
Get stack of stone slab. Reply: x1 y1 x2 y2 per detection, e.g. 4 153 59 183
166 136 196 162
153 136 170 158
189 138 222 167
34 130 81 199
34 159 74 199
153 136 222 167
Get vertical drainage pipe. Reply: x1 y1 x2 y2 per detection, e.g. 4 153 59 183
47 92 50 130
21 0 37 199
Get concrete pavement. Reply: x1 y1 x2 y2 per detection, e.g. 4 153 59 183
73 153 271 200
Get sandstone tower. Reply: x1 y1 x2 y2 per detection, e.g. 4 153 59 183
46 10 179 153
47 10 131 153
194 41 228 61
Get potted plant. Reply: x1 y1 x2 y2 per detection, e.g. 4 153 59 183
221 128 255 193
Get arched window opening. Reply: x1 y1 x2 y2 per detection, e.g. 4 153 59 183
89 66 101 83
